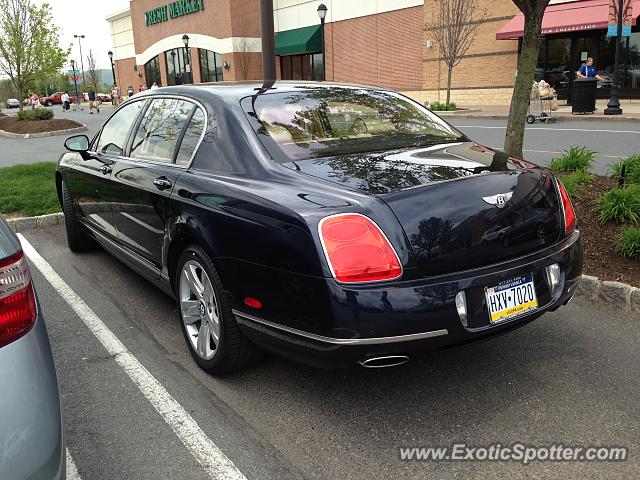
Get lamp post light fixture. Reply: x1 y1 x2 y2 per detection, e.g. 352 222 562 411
317 4 327 81
70 59 79 99
108 51 116 87
605 0 624 115
182 34 191 83
74 34 86 87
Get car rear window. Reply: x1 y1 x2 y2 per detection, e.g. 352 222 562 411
242 88 464 162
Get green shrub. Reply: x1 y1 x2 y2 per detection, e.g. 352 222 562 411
611 155 640 185
430 101 456 112
560 170 595 198
615 227 640 260
598 184 640 224
16 108 54 121
548 146 596 172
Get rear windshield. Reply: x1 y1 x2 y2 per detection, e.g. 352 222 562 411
242 88 464 162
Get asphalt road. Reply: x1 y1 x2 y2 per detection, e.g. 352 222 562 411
0 105 112 168
19 224 640 480
449 119 640 176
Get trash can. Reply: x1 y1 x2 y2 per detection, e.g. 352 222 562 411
572 78 597 114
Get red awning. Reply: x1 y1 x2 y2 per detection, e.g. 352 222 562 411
496 0 640 40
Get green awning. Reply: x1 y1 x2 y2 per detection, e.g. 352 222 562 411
275 25 322 56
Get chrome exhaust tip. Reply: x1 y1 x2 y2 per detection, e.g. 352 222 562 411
359 355 409 368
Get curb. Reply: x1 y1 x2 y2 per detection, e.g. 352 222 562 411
575 275 640 312
0 124 87 139
5 213 64 232
4 213 639 312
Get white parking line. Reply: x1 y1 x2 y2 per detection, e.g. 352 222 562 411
18 234 247 480
66 448 81 480
454 125 640 134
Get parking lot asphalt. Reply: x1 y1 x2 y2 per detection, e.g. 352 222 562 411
1 105 113 168
19 224 640 480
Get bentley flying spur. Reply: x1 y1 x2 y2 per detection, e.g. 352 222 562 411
56 83 583 373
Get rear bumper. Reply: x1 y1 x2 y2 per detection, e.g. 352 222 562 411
0 302 65 480
235 230 583 369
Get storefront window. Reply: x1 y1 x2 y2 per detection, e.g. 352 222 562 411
144 56 161 88
165 47 192 86
199 49 223 83
280 54 323 81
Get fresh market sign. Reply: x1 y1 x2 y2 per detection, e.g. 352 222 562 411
145 0 205 26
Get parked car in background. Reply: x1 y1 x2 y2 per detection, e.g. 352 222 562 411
97 93 112 102
40 91 83 106
5 98 20 109
57 83 583 374
0 217 65 479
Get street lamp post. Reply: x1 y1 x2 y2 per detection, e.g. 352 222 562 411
604 0 624 115
70 60 79 99
74 34 86 88
317 4 327 81
182 34 191 84
108 51 116 87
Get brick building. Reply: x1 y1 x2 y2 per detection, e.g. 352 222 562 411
107 0 640 103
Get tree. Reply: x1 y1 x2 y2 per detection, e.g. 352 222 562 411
0 0 69 110
504 0 550 157
85 49 101 91
426 0 485 105
232 38 254 80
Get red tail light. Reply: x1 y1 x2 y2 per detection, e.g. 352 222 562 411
0 251 37 348
319 214 402 283
556 179 576 235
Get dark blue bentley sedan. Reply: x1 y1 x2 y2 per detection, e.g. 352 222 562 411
56 82 583 373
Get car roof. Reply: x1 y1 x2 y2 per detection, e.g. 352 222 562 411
133 81 394 102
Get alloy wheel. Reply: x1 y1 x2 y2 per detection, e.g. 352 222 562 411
179 260 221 360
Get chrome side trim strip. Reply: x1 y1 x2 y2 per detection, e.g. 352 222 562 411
232 310 448 345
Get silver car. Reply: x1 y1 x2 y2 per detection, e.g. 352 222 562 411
5 98 20 109
0 218 65 479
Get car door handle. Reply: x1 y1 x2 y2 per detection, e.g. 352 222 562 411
99 164 112 175
153 177 172 191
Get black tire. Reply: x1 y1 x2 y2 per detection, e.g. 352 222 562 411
61 181 93 252
526 115 536 124
175 245 262 374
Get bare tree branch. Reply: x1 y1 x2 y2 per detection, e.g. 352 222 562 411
232 38 253 80
86 49 101 90
425 0 486 104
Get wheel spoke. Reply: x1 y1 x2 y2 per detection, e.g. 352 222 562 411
209 315 220 343
184 264 204 299
197 322 210 358
181 300 201 325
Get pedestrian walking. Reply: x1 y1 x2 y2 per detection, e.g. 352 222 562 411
111 86 117 106
29 91 39 110
150 82 159 90
61 91 70 112
139 84 147 93
114 86 121 106
88 88 100 114
127 85 134 98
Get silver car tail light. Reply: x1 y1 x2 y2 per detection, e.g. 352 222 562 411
0 251 37 348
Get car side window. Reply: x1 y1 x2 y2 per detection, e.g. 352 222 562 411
95 101 145 156
130 98 194 163
176 108 205 166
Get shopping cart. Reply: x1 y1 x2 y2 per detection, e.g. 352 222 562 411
527 82 558 124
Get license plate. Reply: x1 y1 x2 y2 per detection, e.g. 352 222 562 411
485 274 538 323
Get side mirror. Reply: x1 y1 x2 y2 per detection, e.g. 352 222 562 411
64 135 90 153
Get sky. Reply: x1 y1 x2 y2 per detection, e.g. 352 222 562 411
39 0 130 70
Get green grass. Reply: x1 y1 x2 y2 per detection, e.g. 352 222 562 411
611 154 640 185
548 146 596 172
0 162 60 217
597 184 640 224
559 170 595 199
429 101 457 111
615 227 640 260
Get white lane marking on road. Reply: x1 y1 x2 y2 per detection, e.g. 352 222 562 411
488 147 625 159
454 125 640 134
19 235 247 480
66 448 82 480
